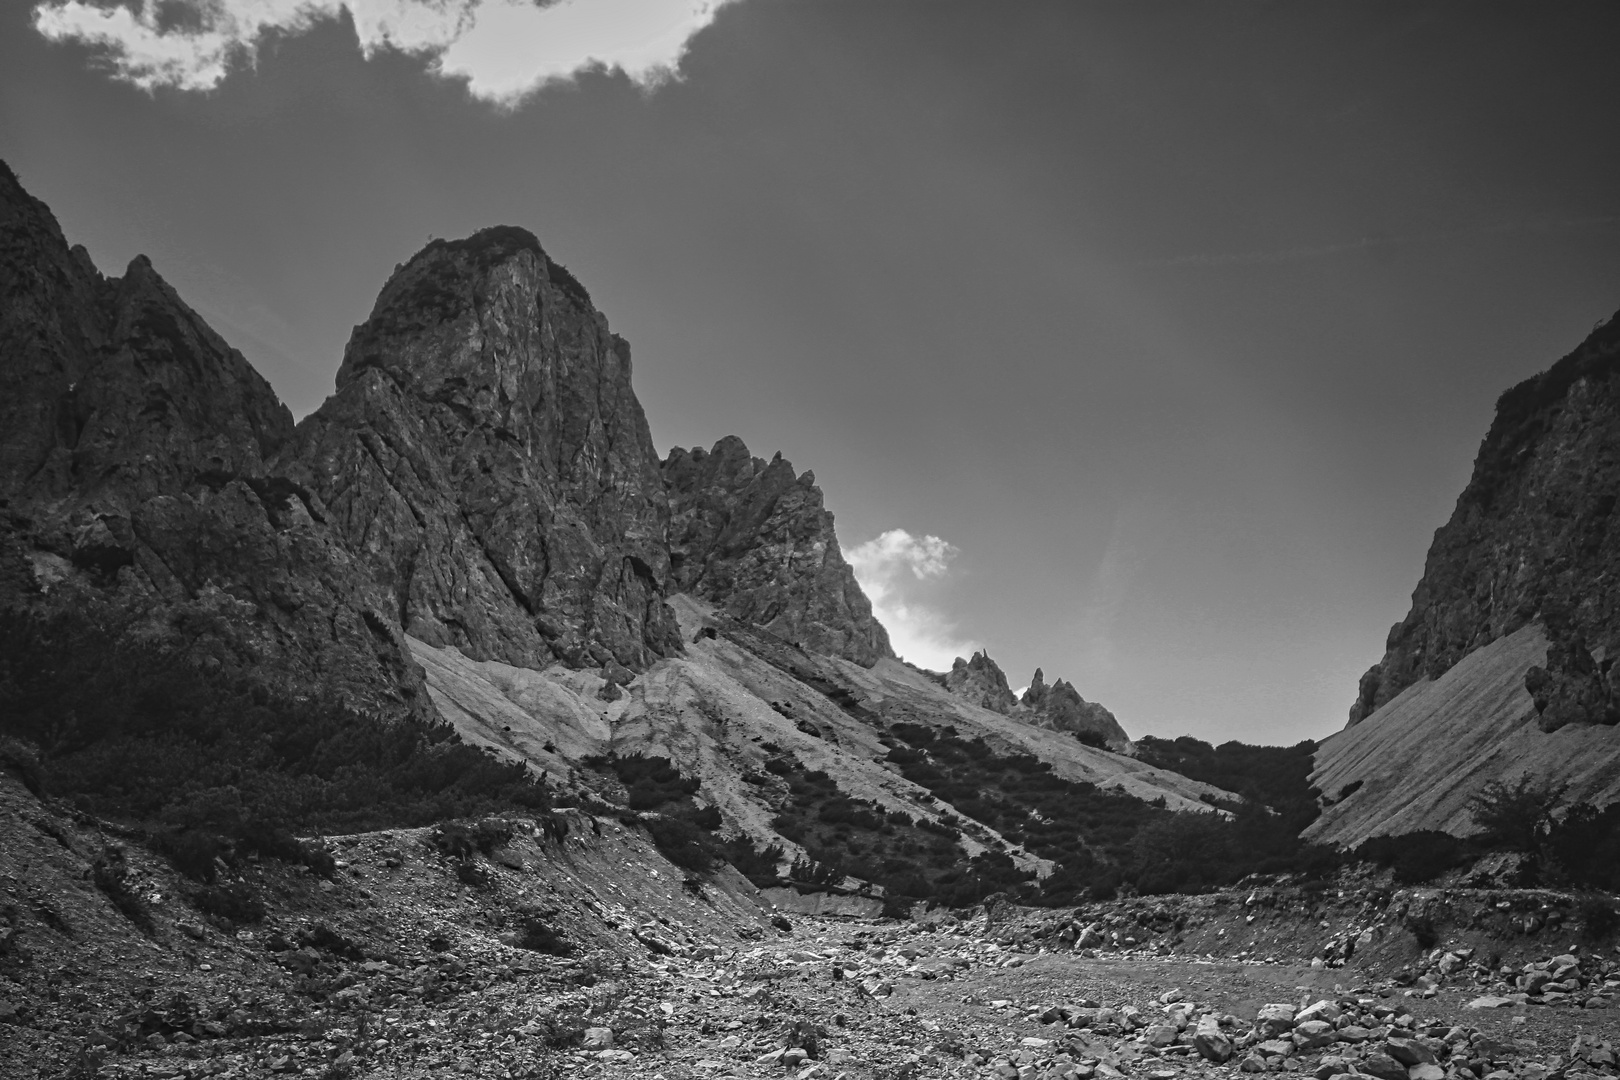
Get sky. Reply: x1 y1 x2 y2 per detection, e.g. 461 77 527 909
5 1 1620 746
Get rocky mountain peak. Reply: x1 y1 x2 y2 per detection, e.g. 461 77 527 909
1017 667 1131 749
285 227 681 672
663 436 893 665
945 650 1018 712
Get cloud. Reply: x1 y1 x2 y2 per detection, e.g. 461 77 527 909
32 0 737 103
847 528 980 673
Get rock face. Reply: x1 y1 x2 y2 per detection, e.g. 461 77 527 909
1348 308 1620 732
1017 668 1131 748
662 437 892 665
0 161 428 719
281 227 683 671
945 651 1018 712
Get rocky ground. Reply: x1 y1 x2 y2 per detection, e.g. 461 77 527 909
1 774 1616 1080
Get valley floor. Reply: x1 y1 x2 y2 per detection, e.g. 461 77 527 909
1 770 1616 1080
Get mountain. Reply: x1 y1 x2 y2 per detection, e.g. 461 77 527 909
0 162 1253 914
280 226 682 674
941 652 1130 750
0 160 431 722
1313 308 1620 846
663 436 892 665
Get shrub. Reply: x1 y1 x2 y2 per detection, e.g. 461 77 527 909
0 608 552 861
190 882 266 924
1467 776 1569 856
642 814 715 872
721 837 783 887
0 737 44 796
1577 894 1620 940
1546 801 1620 889
1351 831 1475 884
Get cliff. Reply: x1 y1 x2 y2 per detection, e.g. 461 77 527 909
0 161 429 720
1348 307 1620 732
663 436 892 665
281 227 683 672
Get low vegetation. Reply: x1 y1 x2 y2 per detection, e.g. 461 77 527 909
883 723 1337 905
0 609 551 909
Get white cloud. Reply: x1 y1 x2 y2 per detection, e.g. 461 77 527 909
847 528 980 673
32 0 737 103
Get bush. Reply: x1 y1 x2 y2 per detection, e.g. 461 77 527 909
0 737 44 796
190 882 266 924
642 815 715 872
1546 801 1620 889
721 837 783 887
1352 831 1475 884
1577 894 1620 940
1467 776 1569 856
0 608 551 879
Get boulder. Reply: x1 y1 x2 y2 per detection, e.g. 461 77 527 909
1384 1037 1439 1067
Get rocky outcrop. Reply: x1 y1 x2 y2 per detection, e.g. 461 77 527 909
945 651 1018 712
0 162 428 719
1348 307 1620 731
1017 668 1130 748
662 437 892 665
281 227 683 672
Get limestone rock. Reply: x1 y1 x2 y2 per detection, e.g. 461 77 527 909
281 226 683 671
946 651 1018 712
1016 668 1131 748
0 161 429 720
662 436 891 665
1348 307 1620 728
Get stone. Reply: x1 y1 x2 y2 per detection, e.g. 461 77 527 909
1194 1028 1234 1063
1360 1053 1410 1080
1293 1021 1338 1050
1297 1001 1343 1025
1385 1037 1439 1067
1407 1065 1444 1080
1239 1054 1269 1073
1465 996 1517 1010
581 1026 613 1050
1257 1004 1298 1037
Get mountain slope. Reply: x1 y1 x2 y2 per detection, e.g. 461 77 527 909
0 161 429 721
1 161 1259 912
1349 307 1620 731
1311 624 1620 846
1323 306 1620 843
